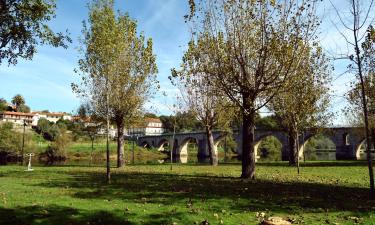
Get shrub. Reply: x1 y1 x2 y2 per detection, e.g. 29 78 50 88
40 132 71 164
0 122 22 164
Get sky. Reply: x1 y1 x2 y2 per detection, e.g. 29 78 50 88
0 0 372 125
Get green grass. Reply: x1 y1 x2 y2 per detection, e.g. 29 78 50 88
1 162 375 225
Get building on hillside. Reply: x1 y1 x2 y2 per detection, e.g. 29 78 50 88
32 112 72 125
127 118 164 136
0 111 35 125
0 111 74 127
97 126 117 138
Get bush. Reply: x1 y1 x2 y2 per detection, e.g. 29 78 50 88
257 136 282 161
0 122 22 164
217 134 237 153
40 132 71 164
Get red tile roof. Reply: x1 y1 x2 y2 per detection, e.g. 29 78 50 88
1 111 35 117
144 118 162 123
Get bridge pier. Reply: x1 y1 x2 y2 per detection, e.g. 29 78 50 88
336 145 356 160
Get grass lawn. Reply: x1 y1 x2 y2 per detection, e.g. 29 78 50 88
0 162 375 225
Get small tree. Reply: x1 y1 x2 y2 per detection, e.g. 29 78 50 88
172 67 234 166
0 0 71 65
269 44 332 168
79 103 102 165
0 98 7 112
11 94 25 111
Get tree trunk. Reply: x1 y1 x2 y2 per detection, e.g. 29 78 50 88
116 119 125 168
241 93 256 179
89 136 94 167
105 78 110 183
106 116 110 183
288 130 298 166
205 126 218 166
352 17 374 197
372 128 375 158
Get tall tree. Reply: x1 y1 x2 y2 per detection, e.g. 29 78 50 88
346 25 375 162
11 94 25 111
269 44 332 168
0 0 71 65
331 0 374 197
73 0 158 173
186 0 321 178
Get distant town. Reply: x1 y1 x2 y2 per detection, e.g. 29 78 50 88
0 95 164 137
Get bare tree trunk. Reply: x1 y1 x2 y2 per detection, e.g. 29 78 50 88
116 119 125 167
205 126 218 166
241 93 256 179
352 5 374 196
288 130 298 166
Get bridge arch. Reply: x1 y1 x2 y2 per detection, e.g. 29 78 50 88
141 141 151 148
355 138 366 159
178 137 198 156
354 138 375 160
254 134 283 161
299 133 337 160
157 139 170 151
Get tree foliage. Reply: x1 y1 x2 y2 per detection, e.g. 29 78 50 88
11 94 24 108
35 118 63 141
73 0 158 168
172 45 236 165
160 111 203 133
257 136 282 162
269 43 332 165
0 0 71 65
0 122 21 164
186 0 321 178
0 98 8 112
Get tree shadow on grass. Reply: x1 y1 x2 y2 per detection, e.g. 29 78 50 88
32 170 375 217
0 205 134 225
256 161 370 167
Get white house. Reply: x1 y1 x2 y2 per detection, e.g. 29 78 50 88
31 112 71 125
0 111 74 127
128 118 164 136
0 111 35 126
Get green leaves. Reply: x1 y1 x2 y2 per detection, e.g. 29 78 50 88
0 0 71 65
74 0 158 123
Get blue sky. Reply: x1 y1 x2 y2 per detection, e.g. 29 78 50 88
0 0 189 115
0 0 372 125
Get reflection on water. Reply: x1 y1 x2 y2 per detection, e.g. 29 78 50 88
5 152 242 167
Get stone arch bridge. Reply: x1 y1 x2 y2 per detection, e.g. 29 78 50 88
136 127 371 162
